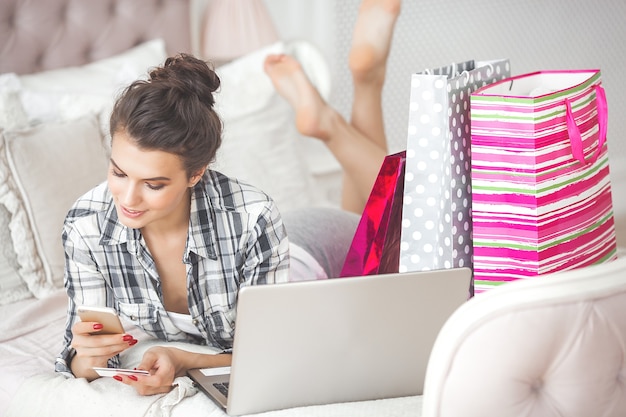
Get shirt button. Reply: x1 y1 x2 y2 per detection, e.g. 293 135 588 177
192 319 199 325
130 315 136 321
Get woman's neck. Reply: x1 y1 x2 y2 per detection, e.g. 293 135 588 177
141 189 192 239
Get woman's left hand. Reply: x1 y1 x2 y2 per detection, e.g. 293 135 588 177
117 346 179 396
113 346 233 396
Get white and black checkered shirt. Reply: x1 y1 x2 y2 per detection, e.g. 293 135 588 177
56 170 290 376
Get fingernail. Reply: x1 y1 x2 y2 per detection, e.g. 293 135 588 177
113 375 123 382
93 323 104 330
122 334 133 342
129 339 138 346
128 375 138 381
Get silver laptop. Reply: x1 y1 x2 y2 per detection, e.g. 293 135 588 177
187 268 472 415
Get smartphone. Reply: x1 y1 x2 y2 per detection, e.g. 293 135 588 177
77 305 125 334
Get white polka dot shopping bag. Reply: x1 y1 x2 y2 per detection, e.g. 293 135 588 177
400 59 510 295
470 70 618 293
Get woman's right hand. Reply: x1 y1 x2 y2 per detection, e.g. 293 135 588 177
69 321 138 380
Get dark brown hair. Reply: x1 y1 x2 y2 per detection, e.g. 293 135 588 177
109 53 222 178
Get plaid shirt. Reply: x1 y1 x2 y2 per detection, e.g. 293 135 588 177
55 170 290 376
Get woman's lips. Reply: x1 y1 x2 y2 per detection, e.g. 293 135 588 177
121 206 145 218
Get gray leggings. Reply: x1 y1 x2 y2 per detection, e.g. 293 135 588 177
281 207 360 279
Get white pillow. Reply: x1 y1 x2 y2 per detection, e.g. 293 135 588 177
3 115 109 292
18 39 167 126
212 41 324 213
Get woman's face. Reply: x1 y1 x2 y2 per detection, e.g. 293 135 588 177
107 131 198 230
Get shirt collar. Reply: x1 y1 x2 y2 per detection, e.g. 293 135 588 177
187 177 218 261
100 200 136 246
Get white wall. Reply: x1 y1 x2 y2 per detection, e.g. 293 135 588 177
264 0 626 245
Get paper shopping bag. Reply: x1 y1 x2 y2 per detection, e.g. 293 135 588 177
340 151 405 277
470 69 618 293
399 59 511 285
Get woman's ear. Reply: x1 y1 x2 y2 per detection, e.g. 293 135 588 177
189 169 206 187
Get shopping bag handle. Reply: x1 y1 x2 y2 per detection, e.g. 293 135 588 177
565 85 608 165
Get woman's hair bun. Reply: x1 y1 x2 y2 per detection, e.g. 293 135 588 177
148 53 220 107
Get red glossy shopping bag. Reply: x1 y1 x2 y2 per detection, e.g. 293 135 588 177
340 151 405 277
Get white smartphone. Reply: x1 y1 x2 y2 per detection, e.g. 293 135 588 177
77 305 125 334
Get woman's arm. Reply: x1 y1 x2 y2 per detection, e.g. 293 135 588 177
147 346 233 378
242 201 291 286
118 346 232 396
58 217 137 379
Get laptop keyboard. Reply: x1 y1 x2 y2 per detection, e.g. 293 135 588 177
213 382 230 397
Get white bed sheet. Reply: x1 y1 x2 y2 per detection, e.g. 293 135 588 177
0 289 66 415
0 291 422 417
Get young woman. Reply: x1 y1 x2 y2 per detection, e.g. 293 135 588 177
56 53 290 395
56 0 400 397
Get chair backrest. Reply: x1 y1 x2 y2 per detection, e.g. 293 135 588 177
422 249 626 417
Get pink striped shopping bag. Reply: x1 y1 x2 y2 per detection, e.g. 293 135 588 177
470 70 617 293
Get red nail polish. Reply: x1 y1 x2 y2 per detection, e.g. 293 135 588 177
128 375 138 381
93 323 104 330
129 339 138 346
113 375 123 382
122 334 133 342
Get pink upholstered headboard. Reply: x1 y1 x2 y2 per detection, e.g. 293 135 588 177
0 0 191 75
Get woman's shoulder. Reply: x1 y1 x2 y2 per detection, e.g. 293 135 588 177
202 169 275 212
65 181 112 222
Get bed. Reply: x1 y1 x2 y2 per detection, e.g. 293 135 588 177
2 1 626 417
0 0 420 416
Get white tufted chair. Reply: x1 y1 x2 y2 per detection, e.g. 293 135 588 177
421 248 626 417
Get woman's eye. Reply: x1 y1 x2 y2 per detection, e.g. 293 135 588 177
112 170 125 178
146 183 164 191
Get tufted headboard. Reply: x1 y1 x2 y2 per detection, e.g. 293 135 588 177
0 0 192 75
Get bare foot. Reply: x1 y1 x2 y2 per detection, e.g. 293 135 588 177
263 54 333 141
349 0 401 83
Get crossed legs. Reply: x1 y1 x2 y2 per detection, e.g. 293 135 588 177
264 0 401 214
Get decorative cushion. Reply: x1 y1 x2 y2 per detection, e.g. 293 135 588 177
3 115 108 292
0 74 33 304
0 130 49 299
0 205 31 305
